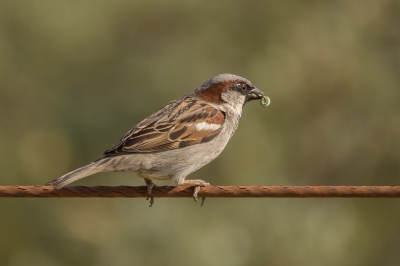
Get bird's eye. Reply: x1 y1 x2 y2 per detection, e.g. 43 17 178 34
236 83 247 92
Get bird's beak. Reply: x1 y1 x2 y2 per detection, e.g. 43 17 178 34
247 87 265 102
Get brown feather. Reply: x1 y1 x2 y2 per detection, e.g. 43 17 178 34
103 96 225 155
195 80 239 104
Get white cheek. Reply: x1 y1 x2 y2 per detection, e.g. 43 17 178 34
195 122 221 131
221 91 246 105
221 91 245 114
233 102 243 114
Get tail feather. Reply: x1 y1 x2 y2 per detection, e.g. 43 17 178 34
46 161 105 189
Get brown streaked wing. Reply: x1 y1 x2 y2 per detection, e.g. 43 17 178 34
103 96 225 155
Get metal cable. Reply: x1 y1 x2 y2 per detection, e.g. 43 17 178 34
1 185 400 198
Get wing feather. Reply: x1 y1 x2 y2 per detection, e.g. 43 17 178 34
103 96 225 155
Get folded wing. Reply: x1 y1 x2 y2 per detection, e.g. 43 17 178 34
104 96 225 155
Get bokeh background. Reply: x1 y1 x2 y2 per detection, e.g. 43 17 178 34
1 0 400 265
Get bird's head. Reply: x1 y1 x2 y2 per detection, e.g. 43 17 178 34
195 73 265 108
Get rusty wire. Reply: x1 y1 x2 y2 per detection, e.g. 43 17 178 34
1 185 400 198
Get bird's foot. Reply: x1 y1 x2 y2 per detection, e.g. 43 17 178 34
182 179 210 206
144 179 156 207
193 186 207 206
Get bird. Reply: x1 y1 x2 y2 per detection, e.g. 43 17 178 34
46 73 266 206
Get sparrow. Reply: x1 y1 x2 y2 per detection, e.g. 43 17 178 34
46 73 266 206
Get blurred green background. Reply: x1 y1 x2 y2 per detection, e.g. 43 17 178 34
1 0 400 265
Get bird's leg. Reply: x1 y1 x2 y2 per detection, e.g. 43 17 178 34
144 178 156 207
181 179 210 206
